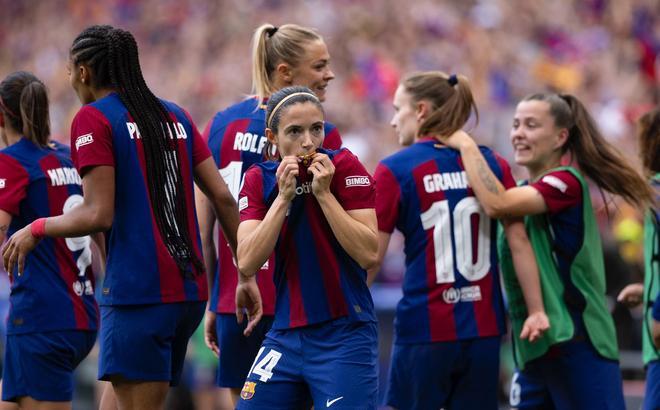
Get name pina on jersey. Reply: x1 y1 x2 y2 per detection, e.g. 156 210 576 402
126 121 188 140
423 171 469 193
233 132 267 154
48 167 82 187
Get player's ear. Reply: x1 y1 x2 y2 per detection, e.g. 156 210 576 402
78 64 92 86
416 100 432 123
276 63 293 85
266 127 277 145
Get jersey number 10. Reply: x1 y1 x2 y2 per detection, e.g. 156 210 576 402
420 197 490 284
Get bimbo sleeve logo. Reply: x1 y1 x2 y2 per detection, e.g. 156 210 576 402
75 133 94 150
345 175 371 188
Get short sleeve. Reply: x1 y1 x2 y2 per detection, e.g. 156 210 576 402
494 152 516 189
530 170 582 214
322 124 343 150
239 166 268 221
374 163 401 233
0 153 29 216
331 149 375 211
70 105 114 176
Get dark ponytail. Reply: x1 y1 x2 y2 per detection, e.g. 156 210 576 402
71 25 204 278
401 71 478 138
0 71 50 147
637 109 660 176
523 93 653 209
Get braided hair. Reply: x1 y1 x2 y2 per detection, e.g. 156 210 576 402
70 25 203 278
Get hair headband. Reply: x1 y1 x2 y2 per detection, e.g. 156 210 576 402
447 74 458 86
267 92 319 128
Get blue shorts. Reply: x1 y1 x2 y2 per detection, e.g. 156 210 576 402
99 301 205 385
645 360 660 410
236 318 378 409
385 336 500 410
216 313 274 388
510 340 625 409
2 330 97 402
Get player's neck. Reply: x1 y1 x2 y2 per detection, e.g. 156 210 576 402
91 87 117 102
2 127 21 146
527 158 563 182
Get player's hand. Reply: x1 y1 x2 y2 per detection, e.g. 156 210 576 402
520 311 550 343
308 153 334 196
2 224 41 278
235 274 263 337
438 129 474 150
276 156 299 202
204 310 219 357
617 283 644 308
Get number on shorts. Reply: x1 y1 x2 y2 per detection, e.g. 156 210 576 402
62 194 92 277
248 347 282 383
420 197 491 284
510 371 521 406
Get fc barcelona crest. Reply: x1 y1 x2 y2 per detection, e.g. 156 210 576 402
241 381 256 400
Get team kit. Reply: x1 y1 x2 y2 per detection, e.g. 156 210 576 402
0 23 658 410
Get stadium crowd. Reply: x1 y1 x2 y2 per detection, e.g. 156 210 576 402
0 0 658 408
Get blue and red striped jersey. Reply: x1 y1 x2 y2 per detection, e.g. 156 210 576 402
374 138 514 343
70 93 211 306
0 138 98 334
239 147 375 329
204 96 343 315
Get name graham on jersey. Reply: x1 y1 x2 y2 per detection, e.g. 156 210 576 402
233 132 267 154
127 122 188 140
48 167 82 187
423 171 469 193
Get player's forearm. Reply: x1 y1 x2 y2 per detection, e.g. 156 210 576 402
43 203 112 237
366 231 392 286
315 191 378 269
45 165 114 237
458 141 509 218
91 232 106 274
237 195 289 276
0 210 10 244
212 194 239 258
505 220 545 314
202 239 217 295
195 187 218 288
